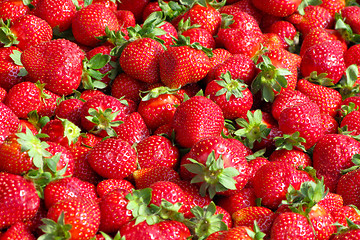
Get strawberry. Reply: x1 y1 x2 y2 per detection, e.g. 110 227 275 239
0 0 29 22
111 73 147 104
96 178 134 198
115 112 150 146
269 149 312 168
137 86 180 131
332 205 360 227
340 6 360 35
266 20 298 49
251 0 301 17
219 0 262 24
92 0 117 12
0 221 36 240
287 5 333 36
206 54 256 86
205 71 253 120
0 172 40 229
180 136 249 198
117 0 150 23
148 181 186 212
159 35 211 89
132 166 181 189
136 135 179 169
21 38 85 96
0 102 20 143
172 95 224 148
261 33 288 51
313 134 360 192
336 159 360 208
55 98 85 127
72 4 120 47
320 0 345 16
156 20 179 48
179 22 215 49
278 101 324 150
0 14 52 50
215 188 257 216
42 197 100 240
0 46 24 91
252 162 313 210
79 89 106 101
234 207 276 234
43 177 97 209
300 40 346 85
86 138 137 179
340 110 360 135
270 212 316 239
80 94 134 138
32 0 78 32
321 113 339 134
119 220 191 240
99 189 133 234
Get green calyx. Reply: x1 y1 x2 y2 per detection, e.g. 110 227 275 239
184 202 228 240
159 0 188 22
184 151 240 199
341 154 360 174
85 107 123 138
9 49 28 77
305 71 335 87
234 110 271 149
334 64 360 100
340 102 359 119
177 18 201 34
95 232 126 240
58 117 82 146
335 13 360 44
38 212 72 240
214 71 248 101
297 0 323 15
81 53 111 90
274 131 307 152
0 19 19 47
245 221 266 240
27 110 50 131
141 86 180 101
172 34 213 57
251 55 291 102
338 125 360 141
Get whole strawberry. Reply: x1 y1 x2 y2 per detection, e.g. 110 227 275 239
21 38 85 96
72 4 120 47
0 46 24 90
172 95 224 148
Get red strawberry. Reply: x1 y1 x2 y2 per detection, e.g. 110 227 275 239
337 164 360 209
340 6 360 34
341 110 360 135
0 14 52 50
72 4 120 47
319 0 345 16
117 0 150 23
115 112 150 146
0 172 40 229
219 0 262 24
55 98 85 127
43 197 100 240
99 189 133 233
136 135 179 169
321 113 339 134
0 46 24 91
0 102 20 143
215 188 256 216
180 136 249 198
32 0 78 32
43 177 97 209
251 0 301 17
92 0 117 12
300 40 346 84
313 134 360 192
120 37 165 84
21 38 85 96
86 138 137 179
172 95 224 148
132 166 181 189
269 149 312 168
137 86 180 131
0 221 36 240
111 73 147 104
205 71 253 120
180 24 215 49
332 205 360 227
0 0 29 22
270 212 316 239
119 220 191 240
96 178 134 198
159 36 211 89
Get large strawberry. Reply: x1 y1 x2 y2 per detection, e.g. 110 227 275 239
72 3 120 47
0 14 52 50
86 138 137 179
0 172 40 229
21 38 85 96
172 95 224 148
159 35 211 88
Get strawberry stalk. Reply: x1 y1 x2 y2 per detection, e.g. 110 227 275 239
85 107 123 138
334 64 360 100
0 19 19 47
81 53 112 90
38 212 72 240
274 131 307 152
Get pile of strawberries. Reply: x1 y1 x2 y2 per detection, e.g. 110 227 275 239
1 0 360 239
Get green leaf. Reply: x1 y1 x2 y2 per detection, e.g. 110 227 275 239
87 53 111 69
9 50 23 66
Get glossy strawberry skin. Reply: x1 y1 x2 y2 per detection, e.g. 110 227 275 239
21 39 85 96
132 166 181 189
0 172 40 229
313 134 360 192
86 138 137 179
159 46 211 89
341 6 360 34
0 46 24 91
300 40 346 84
72 4 120 47
111 73 147 104
46 197 101 240
0 102 20 144
251 0 301 17
96 179 134 198
337 168 360 209
172 96 224 148
149 181 186 212
341 111 360 136
0 0 29 22
115 112 150 146
55 98 84 127
0 221 36 240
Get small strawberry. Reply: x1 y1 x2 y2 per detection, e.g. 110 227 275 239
269 149 312 168
215 188 257 216
111 73 147 104
115 112 150 146
86 138 137 179
0 46 24 91
0 0 30 22
117 0 150 23
96 179 134 198
172 95 224 148
251 0 302 17
132 166 181 189
178 19 215 49
55 98 85 127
